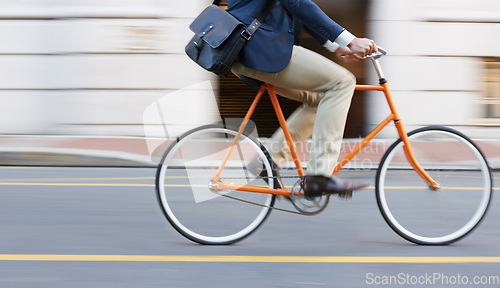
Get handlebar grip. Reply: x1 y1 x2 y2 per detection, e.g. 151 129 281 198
369 47 387 59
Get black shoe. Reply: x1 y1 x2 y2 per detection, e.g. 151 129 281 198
303 175 369 198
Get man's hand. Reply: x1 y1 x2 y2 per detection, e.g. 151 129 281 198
347 37 377 59
334 46 359 64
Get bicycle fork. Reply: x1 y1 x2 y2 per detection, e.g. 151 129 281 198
369 54 440 191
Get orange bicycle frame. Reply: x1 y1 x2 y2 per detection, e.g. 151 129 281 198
210 54 439 196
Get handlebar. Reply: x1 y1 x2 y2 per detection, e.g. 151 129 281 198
326 43 387 80
367 47 387 60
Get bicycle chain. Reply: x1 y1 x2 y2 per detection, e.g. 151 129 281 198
215 175 308 215
212 189 307 215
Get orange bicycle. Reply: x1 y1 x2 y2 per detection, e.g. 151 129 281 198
156 49 492 245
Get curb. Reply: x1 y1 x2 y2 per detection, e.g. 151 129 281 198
0 135 498 170
0 148 156 167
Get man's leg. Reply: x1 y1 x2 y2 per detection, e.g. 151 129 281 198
233 46 368 196
232 45 354 176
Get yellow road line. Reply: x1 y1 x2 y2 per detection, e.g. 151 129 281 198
0 183 497 191
0 177 155 182
0 183 154 187
0 255 500 263
385 186 498 191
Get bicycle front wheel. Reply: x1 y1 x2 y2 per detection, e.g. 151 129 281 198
376 126 492 245
156 125 276 245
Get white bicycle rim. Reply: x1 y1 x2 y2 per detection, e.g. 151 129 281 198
157 127 275 244
377 128 491 244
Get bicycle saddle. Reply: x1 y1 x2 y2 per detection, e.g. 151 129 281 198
236 74 265 90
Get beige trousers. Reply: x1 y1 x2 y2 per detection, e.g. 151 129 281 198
232 46 356 177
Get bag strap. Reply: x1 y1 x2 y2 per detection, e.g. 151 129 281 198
243 0 278 40
213 0 279 41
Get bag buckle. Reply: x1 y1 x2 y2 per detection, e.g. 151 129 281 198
240 30 252 41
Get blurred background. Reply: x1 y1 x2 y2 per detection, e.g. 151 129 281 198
0 0 499 141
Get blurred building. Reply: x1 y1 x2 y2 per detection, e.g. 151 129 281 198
367 0 500 138
0 0 216 137
0 0 498 139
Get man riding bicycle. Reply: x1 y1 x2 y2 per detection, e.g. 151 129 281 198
228 0 378 197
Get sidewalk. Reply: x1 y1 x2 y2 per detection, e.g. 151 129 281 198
0 135 156 167
0 135 499 169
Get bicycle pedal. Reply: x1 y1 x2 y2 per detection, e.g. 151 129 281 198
338 190 352 199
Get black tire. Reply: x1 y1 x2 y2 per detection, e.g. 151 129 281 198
376 126 492 245
156 124 277 245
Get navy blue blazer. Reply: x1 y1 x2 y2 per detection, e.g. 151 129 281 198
227 0 346 73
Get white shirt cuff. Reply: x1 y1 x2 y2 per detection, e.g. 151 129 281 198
323 40 339 52
335 30 355 47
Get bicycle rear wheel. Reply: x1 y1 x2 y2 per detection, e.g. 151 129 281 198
156 124 276 245
376 126 492 245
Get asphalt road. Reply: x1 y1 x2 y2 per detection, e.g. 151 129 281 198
0 167 499 288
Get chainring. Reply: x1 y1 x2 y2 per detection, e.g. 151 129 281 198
289 178 330 215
